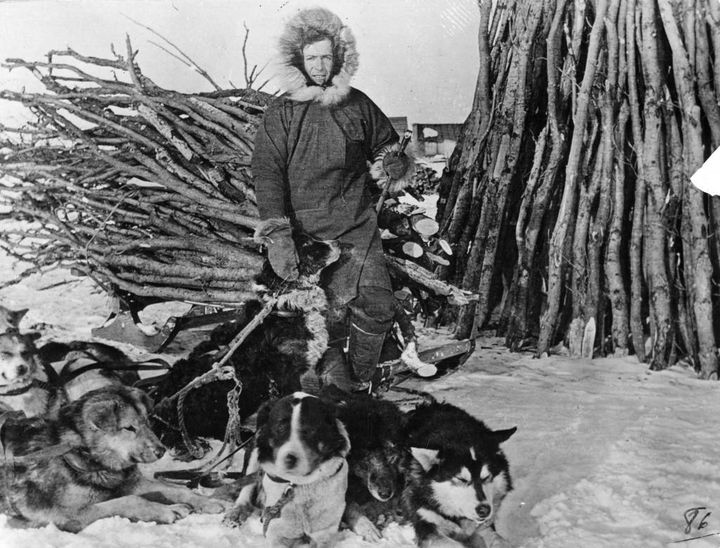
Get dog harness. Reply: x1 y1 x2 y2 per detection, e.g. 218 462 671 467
260 457 348 541
0 378 54 397
261 478 295 536
62 449 132 490
0 411 74 515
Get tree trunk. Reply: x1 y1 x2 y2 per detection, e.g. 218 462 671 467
658 0 718 378
537 0 609 355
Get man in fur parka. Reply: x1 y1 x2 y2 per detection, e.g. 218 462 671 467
252 7 417 389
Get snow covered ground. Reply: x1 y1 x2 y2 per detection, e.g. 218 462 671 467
1 253 719 548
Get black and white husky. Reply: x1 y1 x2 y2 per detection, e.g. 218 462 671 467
402 401 516 548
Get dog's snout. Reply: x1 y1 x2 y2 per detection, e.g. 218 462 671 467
284 452 298 470
16 364 28 377
476 502 492 520
376 484 394 501
368 471 395 501
154 445 166 459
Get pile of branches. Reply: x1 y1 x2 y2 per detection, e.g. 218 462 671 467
438 0 720 377
0 38 470 309
0 39 266 304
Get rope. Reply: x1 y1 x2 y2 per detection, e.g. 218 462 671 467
191 383 244 470
158 296 278 457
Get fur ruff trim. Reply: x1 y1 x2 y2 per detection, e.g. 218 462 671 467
277 287 329 368
254 217 292 246
276 285 327 313
256 285 329 368
276 8 358 106
369 143 417 194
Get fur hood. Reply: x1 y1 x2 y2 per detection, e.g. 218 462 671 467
275 7 359 106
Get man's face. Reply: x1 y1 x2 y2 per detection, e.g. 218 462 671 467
302 39 334 86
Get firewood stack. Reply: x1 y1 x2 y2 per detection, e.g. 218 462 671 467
436 0 720 376
0 41 472 311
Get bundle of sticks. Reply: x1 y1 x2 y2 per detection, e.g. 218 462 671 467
0 39 471 309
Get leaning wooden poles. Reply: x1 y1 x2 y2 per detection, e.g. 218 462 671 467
437 0 720 377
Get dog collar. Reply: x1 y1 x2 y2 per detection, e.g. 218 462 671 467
0 376 55 396
265 458 345 487
265 472 292 484
0 382 34 396
0 378 46 396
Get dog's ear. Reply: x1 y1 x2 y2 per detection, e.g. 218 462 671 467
9 308 28 327
490 426 517 444
125 386 154 415
383 439 398 452
410 447 441 472
84 399 120 431
256 398 276 431
318 384 349 406
333 418 351 457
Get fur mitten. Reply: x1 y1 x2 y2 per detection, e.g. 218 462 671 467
254 217 299 281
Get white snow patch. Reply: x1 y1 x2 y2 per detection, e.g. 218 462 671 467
1 249 718 547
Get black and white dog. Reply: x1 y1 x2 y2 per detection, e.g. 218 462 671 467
402 401 516 548
224 392 351 548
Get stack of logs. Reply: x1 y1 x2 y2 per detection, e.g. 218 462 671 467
437 0 720 377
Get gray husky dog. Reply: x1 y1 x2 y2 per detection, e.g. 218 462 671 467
0 385 228 531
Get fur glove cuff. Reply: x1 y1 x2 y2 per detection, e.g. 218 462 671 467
369 143 416 195
382 150 412 180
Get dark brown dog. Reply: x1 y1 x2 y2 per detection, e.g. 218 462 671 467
320 386 408 541
0 385 228 531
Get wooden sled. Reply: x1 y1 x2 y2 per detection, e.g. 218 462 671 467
376 338 476 406
92 292 247 352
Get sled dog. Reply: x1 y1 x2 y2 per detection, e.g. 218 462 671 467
0 385 227 531
402 401 516 547
224 392 350 547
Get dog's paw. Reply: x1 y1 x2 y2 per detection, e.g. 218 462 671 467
422 533 466 548
57 519 83 533
165 503 193 521
352 515 382 542
222 504 254 528
189 495 231 514
471 528 513 548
